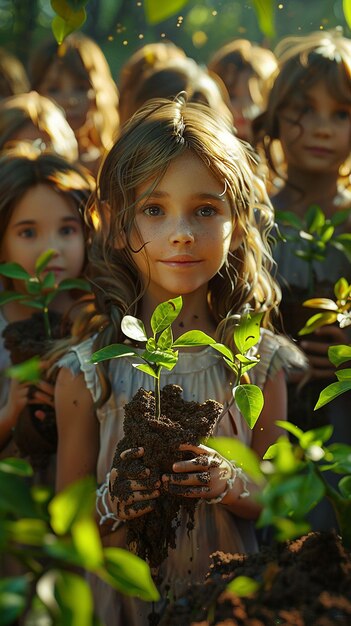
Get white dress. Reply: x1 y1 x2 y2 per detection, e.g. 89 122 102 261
60 328 299 626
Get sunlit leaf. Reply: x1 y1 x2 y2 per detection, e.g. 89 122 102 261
298 312 337 335
49 477 96 535
144 0 188 25
226 575 260 596
334 277 349 300
233 384 263 428
101 547 160 601
335 368 351 381
121 315 147 342
54 571 94 625
302 298 338 311
133 363 157 378
35 249 55 275
173 330 216 347
91 344 137 364
150 296 182 334
207 436 264 484
234 312 263 355
328 344 351 367
71 518 104 570
251 0 275 38
5 519 47 546
275 209 303 229
315 380 351 409
0 458 33 477
6 357 41 383
339 475 351 498
0 578 27 626
52 12 86 45
0 292 28 307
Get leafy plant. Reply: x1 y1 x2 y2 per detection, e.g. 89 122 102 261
0 249 91 340
0 457 159 626
91 296 264 429
275 204 351 295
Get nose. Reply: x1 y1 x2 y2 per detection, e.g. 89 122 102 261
169 217 195 245
313 112 333 135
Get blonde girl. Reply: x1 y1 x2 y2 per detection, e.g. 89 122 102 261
55 97 301 625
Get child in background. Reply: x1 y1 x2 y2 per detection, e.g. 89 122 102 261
29 32 119 176
0 91 79 161
119 55 233 126
55 97 303 625
0 47 29 99
0 142 94 481
208 39 277 144
254 29 351 531
118 41 186 125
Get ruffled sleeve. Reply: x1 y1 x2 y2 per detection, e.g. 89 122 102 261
253 329 308 389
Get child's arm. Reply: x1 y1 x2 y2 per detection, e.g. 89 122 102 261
55 366 99 492
162 368 287 520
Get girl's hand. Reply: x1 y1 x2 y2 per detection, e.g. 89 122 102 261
28 380 55 421
299 325 348 380
108 447 160 520
5 379 32 423
162 442 233 501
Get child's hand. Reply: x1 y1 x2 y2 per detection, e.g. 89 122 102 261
162 442 233 501
108 447 161 520
5 379 32 423
28 380 55 420
300 325 348 380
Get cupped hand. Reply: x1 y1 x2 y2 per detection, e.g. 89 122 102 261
162 442 233 501
108 447 160 520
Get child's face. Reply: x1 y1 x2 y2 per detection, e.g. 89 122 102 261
1 183 85 293
129 151 237 301
277 80 351 173
38 61 94 132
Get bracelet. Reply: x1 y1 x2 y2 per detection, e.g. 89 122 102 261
205 461 250 505
96 471 123 532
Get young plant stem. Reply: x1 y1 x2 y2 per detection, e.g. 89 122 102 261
43 306 51 340
155 369 161 421
318 469 351 549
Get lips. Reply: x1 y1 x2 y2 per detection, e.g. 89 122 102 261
161 256 201 266
305 146 333 156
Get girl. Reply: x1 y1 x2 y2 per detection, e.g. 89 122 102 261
55 97 302 625
208 39 278 144
254 29 351 530
0 91 79 161
0 141 94 477
29 32 119 176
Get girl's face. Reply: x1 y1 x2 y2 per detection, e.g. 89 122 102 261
129 151 238 302
278 79 351 173
1 183 85 294
38 61 94 132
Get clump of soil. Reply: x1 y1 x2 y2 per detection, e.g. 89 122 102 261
2 310 71 469
159 531 351 625
111 384 223 569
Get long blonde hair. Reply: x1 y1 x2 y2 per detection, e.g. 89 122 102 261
80 97 280 402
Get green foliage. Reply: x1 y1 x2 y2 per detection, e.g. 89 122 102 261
276 205 351 295
144 0 188 25
299 277 351 335
92 297 264 428
0 458 159 625
257 422 351 548
50 0 88 43
0 249 91 340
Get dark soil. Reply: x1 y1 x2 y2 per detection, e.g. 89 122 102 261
2 310 71 469
158 531 351 625
110 384 223 569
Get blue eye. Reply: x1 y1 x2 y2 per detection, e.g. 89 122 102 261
197 206 216 217
19 228 35 238
335 109 350 121
60 225 76 235
143 206 163 216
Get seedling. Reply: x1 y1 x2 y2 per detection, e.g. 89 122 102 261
91 296 264 428
0 249 91 339
276 204 351 295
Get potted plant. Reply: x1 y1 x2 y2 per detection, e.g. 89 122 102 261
0 250 91 470
91 296 263 569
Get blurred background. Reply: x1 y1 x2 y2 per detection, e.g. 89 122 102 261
1 0 350 83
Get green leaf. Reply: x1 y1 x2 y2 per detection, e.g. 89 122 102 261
71 518 104 570
157 326 173 349
207 436 264 484
150 296 182 334
302 298 338 311
35 249 56 275
142 348 178 370
330 207 351 226
339 475 351 498
91 344 138 364
315 380 351 409
144 0 188 25
173 330 216 347
121 316 147 342
0 458 33 477
51 12 86 45
133 363 158 378
49 477 96 535
25 279 42 296
102 547 160 601
54 571 94 625
210 342 234 361
275 420 304 441
0 262 30 280
57 278 91 292
233 384 263 428
298 312 337 335
335 368 351 381
5 519 47 546
329 344 351 367
0 582 27 626
320 224 334 243
0 472 39 518
0 292 27 307
6 357 41 383
332 234 351 262
234 312 263 355
226 575 260 596
275 209 303 230
334 277 349 300
42 272 56 290
251 0 275 39
305 204 325 232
